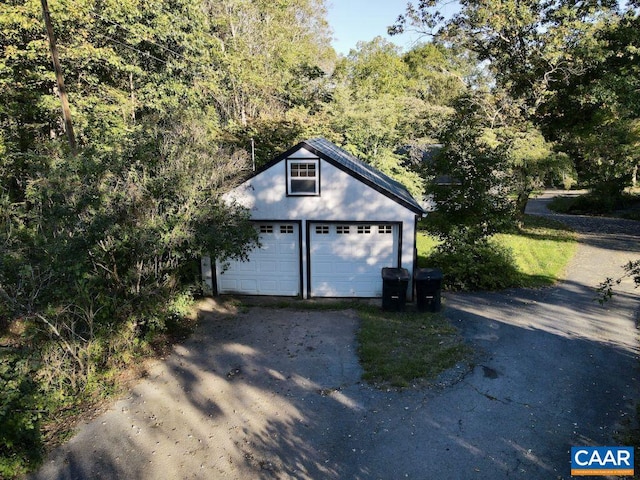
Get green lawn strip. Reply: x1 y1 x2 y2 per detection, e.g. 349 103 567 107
418 215 577 289
415 233 441 257
494 215 577 287
356 306 473 388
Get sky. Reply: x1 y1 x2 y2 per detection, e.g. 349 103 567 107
326 0 425 56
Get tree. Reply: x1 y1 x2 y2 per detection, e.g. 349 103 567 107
471 90 567 215
402 42 472 107
202 0 335 164
540 8 640 194
425 92 514 244
501 125 566 214
319 38 475 200
597 259 640 304
390 0 639 196
204 0 334 121
340 36 409 100
390 0 618 114
422 92 519 290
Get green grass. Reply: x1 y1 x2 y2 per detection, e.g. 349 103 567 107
356 306 473 388
494 215 578 287
416 233 441 257
418 215 577 289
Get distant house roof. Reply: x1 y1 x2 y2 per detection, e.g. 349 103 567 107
398 142 460 187
418 143 443 163
396 143 443 165
261 137 425 215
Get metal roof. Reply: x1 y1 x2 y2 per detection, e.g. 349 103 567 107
297 138 425 215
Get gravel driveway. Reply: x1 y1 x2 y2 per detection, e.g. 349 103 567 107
31 191 640 479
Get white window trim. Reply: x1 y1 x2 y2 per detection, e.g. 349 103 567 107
287 158 320 196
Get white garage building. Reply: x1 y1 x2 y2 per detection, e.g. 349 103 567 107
209 137 426 299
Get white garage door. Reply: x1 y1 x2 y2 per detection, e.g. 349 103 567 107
310 223 399 297
216 223 300 296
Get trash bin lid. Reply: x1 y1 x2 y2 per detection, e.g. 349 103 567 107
381 267 410 281
415 267 443 280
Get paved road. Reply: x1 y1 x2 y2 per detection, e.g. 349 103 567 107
31 191 639 479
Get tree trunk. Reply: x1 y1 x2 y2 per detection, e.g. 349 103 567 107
516 188 532 215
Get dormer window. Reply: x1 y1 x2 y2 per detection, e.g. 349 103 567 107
287 158 319 196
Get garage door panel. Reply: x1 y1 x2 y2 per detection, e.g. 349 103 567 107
218 279 239 291
355 265 379 275
258 260 278 272
278 279 299 292
278 243 297 254
278 261 298 274
310 223 399 298
259 241 277 253
354 280 382 297
240 279 259 292
312 243 339 256
313 261 333 274
217 223 300 296
230 262 255 273
219 278 259 294
258 279 277 291
312 281 340 297
335 263 355 274
370 243 393 257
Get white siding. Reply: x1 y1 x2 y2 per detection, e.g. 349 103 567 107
220 147 419 298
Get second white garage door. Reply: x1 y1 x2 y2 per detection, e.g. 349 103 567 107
309 223 400 297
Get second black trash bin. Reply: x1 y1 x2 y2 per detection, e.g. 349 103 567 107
415 268 443 312
381 267 410 312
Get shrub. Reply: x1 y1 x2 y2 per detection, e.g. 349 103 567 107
548 191 640 215
0 354 43 478
425 239 522 291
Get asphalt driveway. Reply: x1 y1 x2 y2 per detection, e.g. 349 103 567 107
31 191 640 479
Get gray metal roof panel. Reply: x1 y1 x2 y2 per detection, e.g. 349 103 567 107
301 137 425 215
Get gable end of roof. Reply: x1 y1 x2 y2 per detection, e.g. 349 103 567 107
245 138 425 215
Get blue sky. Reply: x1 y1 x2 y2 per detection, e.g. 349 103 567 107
326 0 424 55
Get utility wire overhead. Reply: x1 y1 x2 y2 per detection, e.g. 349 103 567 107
90 11 191 63
92 31 170 65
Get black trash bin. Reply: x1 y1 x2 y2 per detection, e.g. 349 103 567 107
415 268 443 312
381 267 410 312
